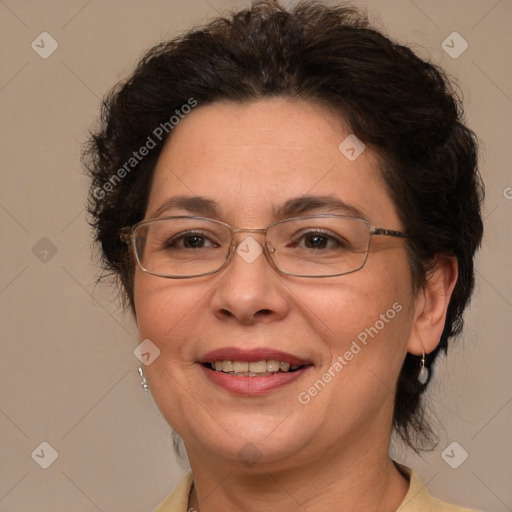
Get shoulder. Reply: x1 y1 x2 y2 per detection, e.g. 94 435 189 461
153 471 194 512
397 464 480 512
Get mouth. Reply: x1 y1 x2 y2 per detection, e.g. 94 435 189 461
203 359 306 377
198 348 313 395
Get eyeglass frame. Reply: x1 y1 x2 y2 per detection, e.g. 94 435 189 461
120 214 412 279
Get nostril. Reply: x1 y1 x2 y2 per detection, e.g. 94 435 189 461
255 309 273 317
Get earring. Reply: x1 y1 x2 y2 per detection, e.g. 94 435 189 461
418 351 429 385
138 366 149 392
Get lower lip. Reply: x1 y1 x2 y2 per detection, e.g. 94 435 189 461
200 365 311 395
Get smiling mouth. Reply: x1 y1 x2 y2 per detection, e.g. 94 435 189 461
203 360 307 377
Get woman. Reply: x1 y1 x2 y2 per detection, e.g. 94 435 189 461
85 1 484 510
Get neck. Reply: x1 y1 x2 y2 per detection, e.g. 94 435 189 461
187 441 409 512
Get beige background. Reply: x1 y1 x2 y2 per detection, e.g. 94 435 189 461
1 0 511 511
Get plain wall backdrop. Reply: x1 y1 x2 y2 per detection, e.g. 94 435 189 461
1 0 511 511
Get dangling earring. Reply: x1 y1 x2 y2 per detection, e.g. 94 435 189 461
418 351 429 385
138 366 149 392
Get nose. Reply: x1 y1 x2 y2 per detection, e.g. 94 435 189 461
209 234 290 325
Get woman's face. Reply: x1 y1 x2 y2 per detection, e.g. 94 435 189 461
134 98 418 470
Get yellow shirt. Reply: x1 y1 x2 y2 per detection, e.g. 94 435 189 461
154 465 479 511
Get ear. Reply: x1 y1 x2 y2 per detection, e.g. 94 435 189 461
407 255 458 356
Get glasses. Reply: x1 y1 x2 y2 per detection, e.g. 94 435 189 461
120 215 411 279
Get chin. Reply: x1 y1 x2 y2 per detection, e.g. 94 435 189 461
177 411 319 469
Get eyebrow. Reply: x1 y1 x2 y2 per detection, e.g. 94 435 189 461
150 195 219 219
149 194 367 221
273 195 367 220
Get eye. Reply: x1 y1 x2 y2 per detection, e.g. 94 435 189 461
292 230 350 250
164 231 218 249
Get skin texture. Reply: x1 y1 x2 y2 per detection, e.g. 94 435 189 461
133 98 458 511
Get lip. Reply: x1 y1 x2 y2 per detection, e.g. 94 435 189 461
199 364 312 395
199 347 310 366
198 347 313 396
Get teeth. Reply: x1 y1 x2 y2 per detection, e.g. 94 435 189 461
210 359 302 375
233 361 249 372
267 359 280 372
249 361 267 373
222 360 234 372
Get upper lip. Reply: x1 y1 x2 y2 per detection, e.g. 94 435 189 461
199 347 311 366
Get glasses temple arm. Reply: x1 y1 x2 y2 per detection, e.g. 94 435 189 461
371 227 412 238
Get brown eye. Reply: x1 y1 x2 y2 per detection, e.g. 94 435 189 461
183 234 206 248
304 233 329 249
291 230 350 251
164 231 218 249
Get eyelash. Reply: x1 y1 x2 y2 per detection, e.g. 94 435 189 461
290 230 350 250
163 231 219 249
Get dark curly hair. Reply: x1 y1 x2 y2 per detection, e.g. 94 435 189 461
83 0 484 451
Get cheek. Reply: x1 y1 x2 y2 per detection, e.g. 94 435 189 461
133 275 212 358
132 276 212 428
289 265 414 375
291 277 413 425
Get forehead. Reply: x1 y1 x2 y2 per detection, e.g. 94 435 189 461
146 98 400 227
